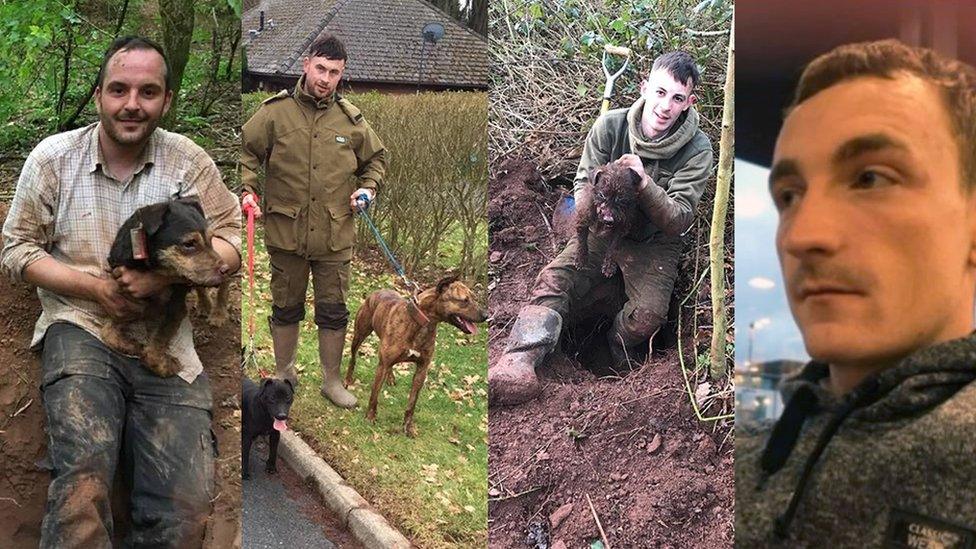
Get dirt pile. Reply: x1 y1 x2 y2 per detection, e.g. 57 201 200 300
488 159 733 547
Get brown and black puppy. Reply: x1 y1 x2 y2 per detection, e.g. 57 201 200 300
102 199 228 377
345 276 487 437
575 159 647 277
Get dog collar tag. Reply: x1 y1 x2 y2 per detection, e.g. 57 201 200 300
335 135 348 144
130 225 148 260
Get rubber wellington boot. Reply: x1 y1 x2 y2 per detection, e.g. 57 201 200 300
270 319 300 385
318 328 357 408
488 305 562 406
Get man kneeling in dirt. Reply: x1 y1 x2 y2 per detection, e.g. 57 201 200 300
0 37 241 547
736 40 976 546
489 51 713 406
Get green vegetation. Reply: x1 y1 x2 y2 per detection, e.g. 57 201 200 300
242 225 488 547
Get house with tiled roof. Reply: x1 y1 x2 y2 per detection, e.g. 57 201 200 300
242 0 488 93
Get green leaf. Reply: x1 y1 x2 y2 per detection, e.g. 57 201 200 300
528 2 543 20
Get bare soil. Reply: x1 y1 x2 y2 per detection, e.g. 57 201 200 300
487 158 734 548
0 203 243 548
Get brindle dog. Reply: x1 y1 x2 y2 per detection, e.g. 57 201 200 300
345 276 487 437
575 158 650 277
102 199 229 377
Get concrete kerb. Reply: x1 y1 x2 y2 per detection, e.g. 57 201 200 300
278 429 412 548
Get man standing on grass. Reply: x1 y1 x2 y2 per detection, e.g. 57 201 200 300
489 51 713 406
736 40 976 546
241 33 387 408
1 36 241 547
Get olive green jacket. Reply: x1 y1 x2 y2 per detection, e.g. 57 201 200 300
574 97 713 240
241 77 387 260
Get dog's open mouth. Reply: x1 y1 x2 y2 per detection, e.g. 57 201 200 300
273 419 288 431
451 315 478 335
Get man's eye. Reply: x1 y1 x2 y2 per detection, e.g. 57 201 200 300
772 187 802 211
853 169 895 189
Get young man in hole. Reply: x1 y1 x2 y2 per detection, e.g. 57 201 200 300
489 51 713 406
735 40 976 546
1 36 241 547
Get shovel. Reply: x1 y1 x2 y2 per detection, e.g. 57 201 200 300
554 44 633 228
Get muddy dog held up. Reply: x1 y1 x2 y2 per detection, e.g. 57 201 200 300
102 199 229 377
575 158 649 277
345 276 487 437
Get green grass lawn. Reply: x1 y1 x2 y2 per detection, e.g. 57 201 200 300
242 227 487 547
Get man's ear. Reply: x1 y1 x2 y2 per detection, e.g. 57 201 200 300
161 89 173 118
687 93 697 108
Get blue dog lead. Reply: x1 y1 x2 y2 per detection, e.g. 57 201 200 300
354 194 429 325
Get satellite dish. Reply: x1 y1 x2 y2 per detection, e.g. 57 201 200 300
422 22 445 44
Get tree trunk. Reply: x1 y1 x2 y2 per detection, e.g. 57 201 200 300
469 0 487 37
709 12 734 381
159 0 196 127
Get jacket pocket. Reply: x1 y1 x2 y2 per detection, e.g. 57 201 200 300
265 203 302 252
328 205 355 252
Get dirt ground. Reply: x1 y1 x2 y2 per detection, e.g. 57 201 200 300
0 203 243 548
487 159 734 547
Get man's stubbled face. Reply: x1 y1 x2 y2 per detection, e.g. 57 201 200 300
771 73 976 369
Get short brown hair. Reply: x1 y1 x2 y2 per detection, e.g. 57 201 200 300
652 51 701 90
308 33 347 61
99 36 171 91
790 39 976 188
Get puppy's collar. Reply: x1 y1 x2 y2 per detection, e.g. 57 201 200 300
407 297 430 326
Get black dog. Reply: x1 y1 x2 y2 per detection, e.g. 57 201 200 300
101 199 228 377
242 377 294 480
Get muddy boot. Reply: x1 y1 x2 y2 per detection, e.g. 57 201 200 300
270 319 300 385
489 305 562 406
318 328 357 408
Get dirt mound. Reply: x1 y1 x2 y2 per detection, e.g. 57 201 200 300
0 198 241 548
488 159 733 547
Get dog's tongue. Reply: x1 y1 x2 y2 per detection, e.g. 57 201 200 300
273 419 288 432
461 318 478 335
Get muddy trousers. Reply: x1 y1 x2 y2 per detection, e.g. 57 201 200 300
529 231 684 344
39 322 215 549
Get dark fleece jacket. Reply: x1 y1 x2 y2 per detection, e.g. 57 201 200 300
736 335 976 548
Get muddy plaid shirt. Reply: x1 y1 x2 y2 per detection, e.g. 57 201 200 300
0 123 241 382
